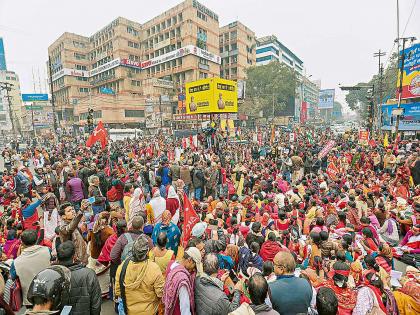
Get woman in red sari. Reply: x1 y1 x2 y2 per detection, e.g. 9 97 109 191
361 227 379 255
318 261 357 315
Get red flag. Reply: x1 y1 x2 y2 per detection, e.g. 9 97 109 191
326 162 339 181
86 121 108 149
182 193 200 246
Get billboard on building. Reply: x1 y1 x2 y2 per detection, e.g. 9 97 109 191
381 102 420 131
318 89 335 109
397 43 420 99
185 78 238 114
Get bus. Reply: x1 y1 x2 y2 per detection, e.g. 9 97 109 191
108 128 144 141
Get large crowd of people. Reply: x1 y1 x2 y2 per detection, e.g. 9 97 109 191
0 126 419 315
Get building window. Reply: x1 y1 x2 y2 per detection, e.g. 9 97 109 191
75 65 87 70
256 46 279 55
256 55 273 63
128 41 140 49
74 53 86 60
230 31 237 38
127 26 139 36
76 77 88 81
125 110 144 117
197 11 207 21
131 80 141 87
79 87 89 93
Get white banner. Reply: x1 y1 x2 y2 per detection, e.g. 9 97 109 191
89 58 120 77
51 68 89 82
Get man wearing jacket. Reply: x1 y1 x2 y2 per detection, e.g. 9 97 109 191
58 201 88 264
11 229 51 306
195 253 242 315
57 241 101 315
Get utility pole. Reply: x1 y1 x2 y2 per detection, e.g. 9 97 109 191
373 49 386 134
394 36 416 136
159 94 163 129
272 92 275 121
0 82 17 140
48 56 59 132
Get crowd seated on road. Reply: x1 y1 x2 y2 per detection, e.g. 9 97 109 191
0 126 419 315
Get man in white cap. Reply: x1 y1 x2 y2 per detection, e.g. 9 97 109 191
163 247 202 315
191 221 227 254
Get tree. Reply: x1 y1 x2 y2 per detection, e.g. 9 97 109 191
345 53 398 117
244 61 297 117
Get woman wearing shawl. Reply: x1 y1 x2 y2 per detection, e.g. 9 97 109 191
149 187 166 223
166 185 180 225
318 261 357 315
127 187 146 229
353 271 390 315
87 212 115 260
378 210 399 246
3 229 20 259
123 183 134 218
375 243 393 274
152 210 181 256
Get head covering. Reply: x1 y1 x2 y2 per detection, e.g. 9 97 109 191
162 210 172 226
167 185 179 200
132 235 149 262
185 247 203 275
191 222 207 238
92 212 109 234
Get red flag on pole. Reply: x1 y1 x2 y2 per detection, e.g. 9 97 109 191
182 193 200 246
86 121 108 149
326 162 339 181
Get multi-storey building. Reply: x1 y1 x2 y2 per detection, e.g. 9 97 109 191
219 21 256 81
0 70 25 133
302 76 320 119
0 38 6 71
256 35 303 75
47 0 222 128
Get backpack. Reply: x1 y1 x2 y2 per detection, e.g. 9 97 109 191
121 233 136 261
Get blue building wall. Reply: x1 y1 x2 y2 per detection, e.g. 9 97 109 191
0 38 6 70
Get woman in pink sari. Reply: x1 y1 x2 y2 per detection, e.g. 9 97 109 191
3 229 20 259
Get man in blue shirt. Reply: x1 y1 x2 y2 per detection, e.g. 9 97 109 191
268 251 313 315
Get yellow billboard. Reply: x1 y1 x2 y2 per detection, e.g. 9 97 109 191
186 78 238 114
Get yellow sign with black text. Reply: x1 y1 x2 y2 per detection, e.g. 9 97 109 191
186 78 238 114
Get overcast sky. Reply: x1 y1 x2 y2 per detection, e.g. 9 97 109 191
1 0 419 111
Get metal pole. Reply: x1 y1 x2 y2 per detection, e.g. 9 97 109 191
31 102 36 137
48 56 58 132
395 39 406 137
159 94 163 129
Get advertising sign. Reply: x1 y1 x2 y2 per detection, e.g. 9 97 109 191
120 58 141 69
22 94 49 102
51 68 90 82
358 130 369 145
89 58 120 77
318 89 335 109
381 102 420 131
185 78 237 114
397 43 420 99
318 140 336 159
141 45 220 69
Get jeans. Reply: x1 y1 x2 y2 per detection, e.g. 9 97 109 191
92 204 105 216
72 200 82 212
194 187 202 201
183 185 190 197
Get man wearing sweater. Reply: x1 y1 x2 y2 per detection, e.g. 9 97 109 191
268 251 312 315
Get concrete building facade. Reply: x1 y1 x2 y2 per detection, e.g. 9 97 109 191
256 35 303 75
0 70 25 133
47 0 222 128
219 21 256 81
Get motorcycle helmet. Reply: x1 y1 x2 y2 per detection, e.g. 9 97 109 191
27 265 71 311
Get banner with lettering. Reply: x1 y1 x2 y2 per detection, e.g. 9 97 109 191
326 162 340 180
318 140 336 159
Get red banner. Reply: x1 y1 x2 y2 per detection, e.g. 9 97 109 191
326 162 339 180
182 193 200 246
318 140 336 159
300 101 308 123
358 130 369 144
